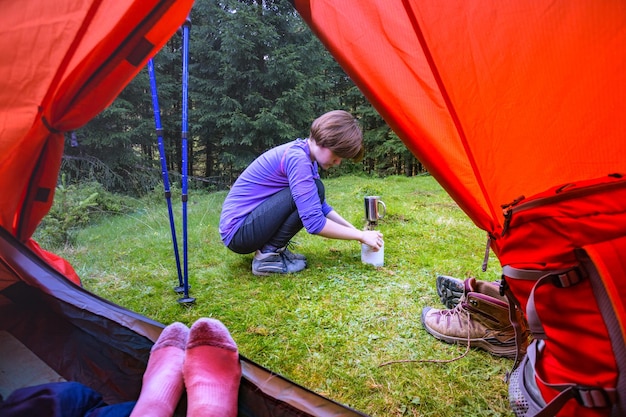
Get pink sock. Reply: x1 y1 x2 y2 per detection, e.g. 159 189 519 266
183 318 242 417
130 322 189 417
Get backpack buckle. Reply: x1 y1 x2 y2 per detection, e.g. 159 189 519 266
573 386 615 408
552 267 585 288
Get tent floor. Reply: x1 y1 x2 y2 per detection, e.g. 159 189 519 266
0 290 67 399
0 330 66 400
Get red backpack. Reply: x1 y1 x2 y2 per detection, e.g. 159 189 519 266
490 174 626 417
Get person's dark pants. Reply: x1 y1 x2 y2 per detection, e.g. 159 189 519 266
0 382 136 417
228 179 325 254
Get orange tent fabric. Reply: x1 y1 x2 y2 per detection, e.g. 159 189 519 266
0 0 193 284
0 0 193 243
293 0 626 237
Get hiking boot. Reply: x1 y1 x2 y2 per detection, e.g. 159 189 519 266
252 250 306 276
436 275 501 308
421 277 528 358
436 275 465 308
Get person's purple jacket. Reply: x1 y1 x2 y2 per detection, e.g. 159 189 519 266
219 139 333 246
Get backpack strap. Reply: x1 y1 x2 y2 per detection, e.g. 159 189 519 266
578 238 626 417
524 340 618 417
502 266 585 339
498 278 528 369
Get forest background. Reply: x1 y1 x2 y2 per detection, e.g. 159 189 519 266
63 0 423 196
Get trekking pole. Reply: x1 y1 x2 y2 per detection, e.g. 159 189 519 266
147 58 184 292
178 16 195 304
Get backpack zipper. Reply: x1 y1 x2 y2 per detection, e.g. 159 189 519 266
501 175 626 236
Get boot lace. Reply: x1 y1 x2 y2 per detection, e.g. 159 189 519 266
379 307 472 367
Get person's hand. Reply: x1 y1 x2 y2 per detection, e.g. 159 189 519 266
361 230 384 251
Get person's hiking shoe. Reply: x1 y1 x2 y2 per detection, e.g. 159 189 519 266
436 275 502 308
277 246 307 263
436 275 465 309
421 277 529 358
252 250 306 276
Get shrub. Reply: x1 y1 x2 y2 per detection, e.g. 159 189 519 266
34 179 138 248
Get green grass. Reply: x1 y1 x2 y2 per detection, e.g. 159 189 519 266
57 175 513 417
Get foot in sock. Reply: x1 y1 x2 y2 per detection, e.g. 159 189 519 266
129 322 189 417
184 318 242 417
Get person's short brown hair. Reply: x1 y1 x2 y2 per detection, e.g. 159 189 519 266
310 110 364 162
